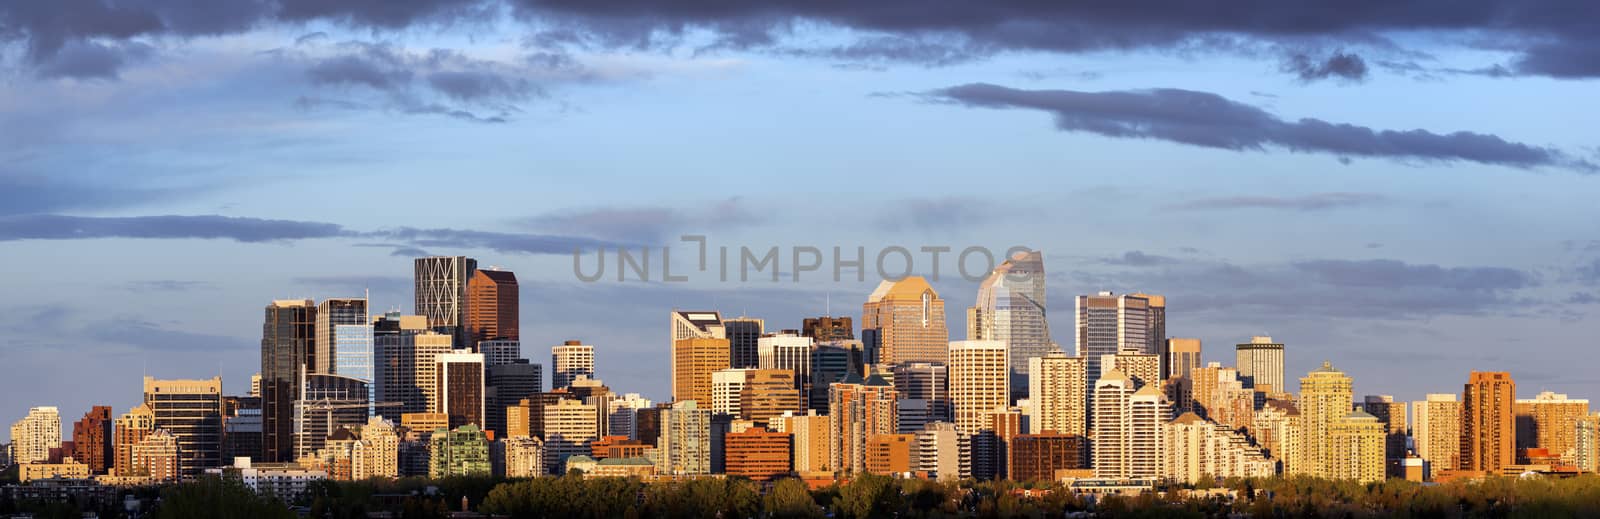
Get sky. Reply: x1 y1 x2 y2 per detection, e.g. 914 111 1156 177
3 1 1599 440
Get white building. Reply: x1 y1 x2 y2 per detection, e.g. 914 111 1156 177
1165 412 1276 484
712 368 755 416
8 406 60 465
1028 352 1087 436
1092 369 1165 479
948 340 1009 434
551 341 596 390
542 399 598 475
207 457 327 500
915 422 971 481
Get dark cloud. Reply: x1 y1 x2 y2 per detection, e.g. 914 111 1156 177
0 173 212 216
523 197 763 243
82 317 253 352
427 70 541 102
368 227 618 255
1281 50 1368 82
1574 258 1600 284
1099 251 1179 267
1170 192 1388 211
0 214 347 242
927 83 1597 173
307 51 415 90
1567 292 1600 305
34 40 154 80
295 42 564 123
875 197 992 232
122 280 216 292
1291 259 1533 291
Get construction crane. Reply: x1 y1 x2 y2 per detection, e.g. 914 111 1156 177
293 398 403 460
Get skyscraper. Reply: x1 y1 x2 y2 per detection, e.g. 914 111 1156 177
914 422 971 481
829 373 898 475
1412 393 1462 472
1361 395 1409 468
261 299 314 462
656 401 712 476
113 404 155 476
757 332 813 391
466 268 519 345
1514 390 1587 463
724 317 764 369
71 406 113 474
672 337 730 406
893 362 951 424
1235 336 1285 396
1462 371 1516 472
1190 362 1255 431
801 316 854 342
741 369 803 426
948 340 1009 434
1297 361 1353 479
295 374 369 459
486 360 541 438
1092 369 1165 479
779 410 832 475
1027 352 1086 437
1164 338 1202 412
1074 292 1151 397
1132 293 1165 363
969 250 1053 397
543 399 599 474
436 351 486 429
1331 410 1386 483
415 256 478 347
551 341 595 390
373 312 438 420
10 406 61 465
315 298 368 375
1102 352 1160 391
479 340 522 367
144 376 223 476
711 368 753 416
862 276 948 365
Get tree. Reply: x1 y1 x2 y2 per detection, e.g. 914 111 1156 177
765 478 823 519
156 476 295 519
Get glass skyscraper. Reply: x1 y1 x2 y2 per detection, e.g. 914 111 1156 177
970 250 1053 398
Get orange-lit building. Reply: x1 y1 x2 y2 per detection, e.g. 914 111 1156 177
590 436 648 459
724 426 792 481
71 406 113 474
466 269 519 344
741 369 803 426
1009 433 1086 483
865 434 916 476
1463 371 1516 472
862 277 948 365
673 337 732 406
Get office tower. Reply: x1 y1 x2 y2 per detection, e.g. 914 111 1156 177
1412 393 1462 472
1188 363 1256 431
968 431 1001 480
113 404 156 476
435 351 485 429
1028 352 1087 438
741 369 802 426
429 424 491 478
550 340 595 390
672 337 731 406
829 373 898 475
802 316 854 341
351 417 399 480
70 406 112 474
1164 413 1275 484
758 332 814 385
9 406 61 465
893 362 950 424
415 256 478 347
1361 395 1409 468
914 422 970 481
776 410 831 475
897 399 933 435
1074 292 1152 397
862 276 948 365
724 426 792 481
656 401 712 476
1330 410 1386 483
294 374 368 460
315 297 369 376
1092 369 1165 479
486 360 541 438
261 299 315 462
672 310 726 340
606 393 653 441
1296 361 1354 479
810 340 860 410
1164 338 1202 411
1133 292 1165 359
968 250 1053 397
542 398 599 474
1462 371 1516 472
865 434 916 475
1250 399 1303 475
131 429 181 483
466 268 519 344
1576 415 1600 473
1010 433 1088 483
506 392 569 440
724 317 765 369
1515 391 1589 462
948 340 1009 434
1103 352 1160 391
712 368 753 416
373 313 440 419
500 435 543 477
986 408 1026 478
144 376 224 476
480 340 522 367
1235 336 1286 396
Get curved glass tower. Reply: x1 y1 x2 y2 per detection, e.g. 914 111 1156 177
969 250 1053 396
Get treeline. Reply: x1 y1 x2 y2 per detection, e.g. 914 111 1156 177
136 473 1600 518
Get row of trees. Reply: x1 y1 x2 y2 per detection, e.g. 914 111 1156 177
131 473 1600 518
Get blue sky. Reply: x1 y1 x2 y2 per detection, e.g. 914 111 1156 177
3 1 1599 439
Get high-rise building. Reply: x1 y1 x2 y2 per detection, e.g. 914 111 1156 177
479 340 522 367
500 435 544 478
1074 292 1152 398
436 351 485 429
862 276 948 365
1515 391 1589 463
466 268 519 344
672 337 730 406
656 401 712 476
261 299 315 462
1010 432 1088 483
1102 352 1160 391
914 422 970 481
1164 413 1275 484
809 340 864 410
315 298 369 376
70 406 112 475
968 250 1053 397
948 340 1009 434
802 316 854 342
144 376 224 476
1361 395 1409 468
724 317 765 369
351 417 399 480
1412 393 1462 473
1235 336 1285 396
1132 293 1165 363
485 360 541 438
606 393 653 441
1331 410 1386 483
130 429 181 483
724 426 792 481
113 404 155 477
1091 369 1165 479
1576 415 1600 473
829 373 898 475
1164 338 1202 412
415 256 478 347
1028 352 1086 438
1462 371 1516 473
864 433 916 475
1297 361 1353 479
10 406 61 465
373 313 440 420
893 362 950 424
711 368 753 416
758 332 813 393
741 369 802 426
429 424 491 478
551 340 595 390
294 374 368 460
1190 363 1256 431
1250 399 1303 475
542 399 599 474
